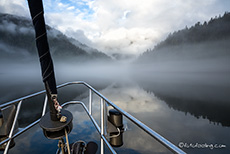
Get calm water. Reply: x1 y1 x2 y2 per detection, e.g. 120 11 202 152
0 63 230 154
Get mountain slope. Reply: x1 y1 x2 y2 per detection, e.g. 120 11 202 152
137 12 230 66
0 13 111 62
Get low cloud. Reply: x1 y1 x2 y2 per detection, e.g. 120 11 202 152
0 18 33 35
93 27 160 56
0 0 28 17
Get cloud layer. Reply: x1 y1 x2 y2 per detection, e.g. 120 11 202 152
1 0 230 57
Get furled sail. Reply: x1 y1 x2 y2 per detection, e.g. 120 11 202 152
27 0 61 121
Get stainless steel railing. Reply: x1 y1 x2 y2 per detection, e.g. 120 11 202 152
0 81 186 154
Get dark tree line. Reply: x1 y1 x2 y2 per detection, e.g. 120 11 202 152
137 12 230 63
156 12 230 49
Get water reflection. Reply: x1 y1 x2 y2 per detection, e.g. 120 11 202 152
91 81 230 154
132 72 230 127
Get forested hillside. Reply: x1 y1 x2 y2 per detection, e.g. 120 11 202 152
0 13 111 62
137 12 230 67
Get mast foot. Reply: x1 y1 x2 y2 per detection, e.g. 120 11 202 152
40 109 73 140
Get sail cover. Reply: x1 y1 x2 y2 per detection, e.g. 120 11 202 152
28 0 61 121
27 0 57 95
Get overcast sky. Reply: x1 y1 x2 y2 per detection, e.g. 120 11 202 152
1 0 230 57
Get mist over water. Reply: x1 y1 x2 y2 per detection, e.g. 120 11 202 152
1 48 230 124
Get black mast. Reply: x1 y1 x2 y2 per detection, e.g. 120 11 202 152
27 0 60 121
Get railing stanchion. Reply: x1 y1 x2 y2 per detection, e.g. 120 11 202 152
4 100 22 154
100 98 104 154
42 95 48 116
104 101 107 136
89 89 92 115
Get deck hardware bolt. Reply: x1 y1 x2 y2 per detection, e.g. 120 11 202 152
60 116 67 123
